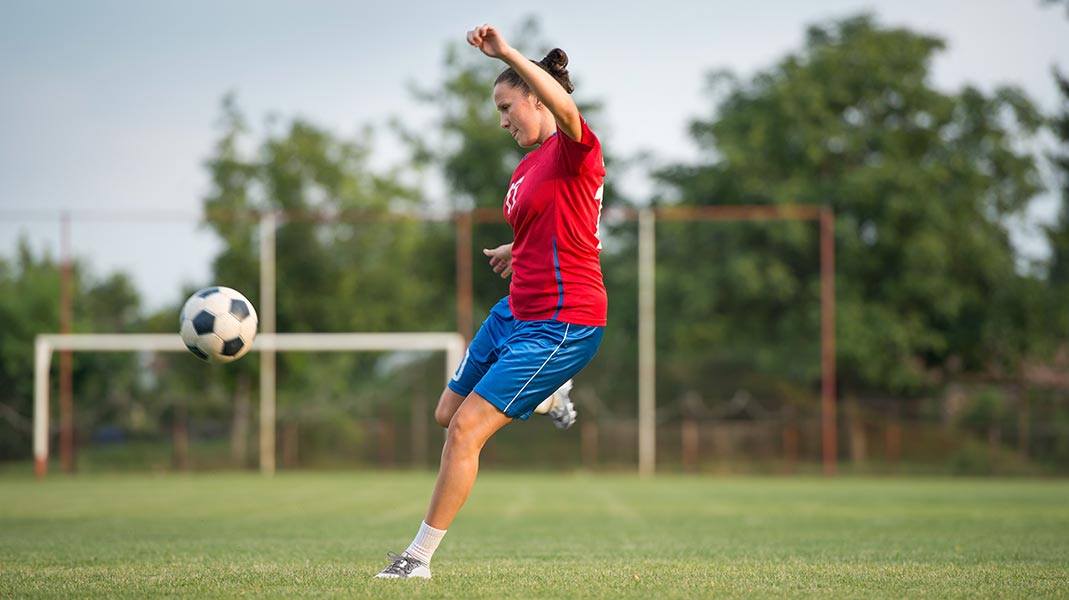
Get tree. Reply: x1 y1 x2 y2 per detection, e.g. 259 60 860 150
181 96 455 461
1039 69 1069 353
0 240 142 460
1047 70 1069 287
203 96 450 336
655 14 1045 399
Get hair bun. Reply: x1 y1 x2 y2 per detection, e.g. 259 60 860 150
540 48 569 72
538 48 574 93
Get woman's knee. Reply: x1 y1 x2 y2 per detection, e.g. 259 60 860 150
446 412 474 445
445 393 510 454
446 406 489 452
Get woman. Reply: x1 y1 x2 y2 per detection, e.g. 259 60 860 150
376 23 607 579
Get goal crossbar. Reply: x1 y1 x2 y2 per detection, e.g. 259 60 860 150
34 332 466 477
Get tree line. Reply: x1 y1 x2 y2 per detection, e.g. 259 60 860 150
2 14 1067 469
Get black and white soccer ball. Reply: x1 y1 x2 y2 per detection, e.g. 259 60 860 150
179 286 258 363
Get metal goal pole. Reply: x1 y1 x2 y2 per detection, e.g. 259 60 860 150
32 332 465 478
637 208 657 477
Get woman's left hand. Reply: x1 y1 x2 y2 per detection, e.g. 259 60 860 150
467 24 512 60
483 243 513 279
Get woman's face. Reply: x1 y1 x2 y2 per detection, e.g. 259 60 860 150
493 83 548 148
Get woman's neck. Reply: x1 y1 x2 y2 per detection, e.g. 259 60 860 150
535 113 557 145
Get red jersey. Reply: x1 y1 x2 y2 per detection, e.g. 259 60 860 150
504 118 607 327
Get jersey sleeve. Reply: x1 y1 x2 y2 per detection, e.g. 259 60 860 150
556 117 601 175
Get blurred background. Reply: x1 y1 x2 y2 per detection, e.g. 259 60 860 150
2 1 1069 476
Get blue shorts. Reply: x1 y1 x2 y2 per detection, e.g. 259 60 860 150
447 296 604 420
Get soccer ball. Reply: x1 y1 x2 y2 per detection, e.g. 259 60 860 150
179 286 258 363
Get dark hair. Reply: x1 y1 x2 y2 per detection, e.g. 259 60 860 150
494 48 575 95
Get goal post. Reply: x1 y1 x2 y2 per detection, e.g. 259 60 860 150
466 204 837 476
636 205 837 476
33 332 466 477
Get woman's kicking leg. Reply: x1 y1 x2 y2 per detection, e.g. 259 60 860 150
433 387 465 428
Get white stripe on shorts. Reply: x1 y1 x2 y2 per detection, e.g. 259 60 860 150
451 348 470 382
502 324 570 414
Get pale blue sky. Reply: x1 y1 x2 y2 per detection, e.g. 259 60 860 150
1 1 1067 310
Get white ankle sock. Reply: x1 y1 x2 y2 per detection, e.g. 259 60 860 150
404 521 447 564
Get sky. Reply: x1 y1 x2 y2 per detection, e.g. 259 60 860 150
1 0 1067 312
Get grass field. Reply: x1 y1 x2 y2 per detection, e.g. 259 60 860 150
1 472 1067 598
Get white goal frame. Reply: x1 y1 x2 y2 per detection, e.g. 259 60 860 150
33 332 466 477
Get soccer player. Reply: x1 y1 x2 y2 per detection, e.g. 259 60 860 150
375 23 607 580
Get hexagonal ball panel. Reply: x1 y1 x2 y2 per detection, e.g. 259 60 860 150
198 332 224 357
239 317 257 343
214 312 241 340
181 295 206 324
202 292 231 316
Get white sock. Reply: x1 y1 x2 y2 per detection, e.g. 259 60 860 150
404 521 447 565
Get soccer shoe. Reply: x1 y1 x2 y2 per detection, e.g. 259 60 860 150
534 379 577 430
374 552 431 580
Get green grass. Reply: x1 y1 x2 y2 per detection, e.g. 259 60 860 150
1 472 1067 598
